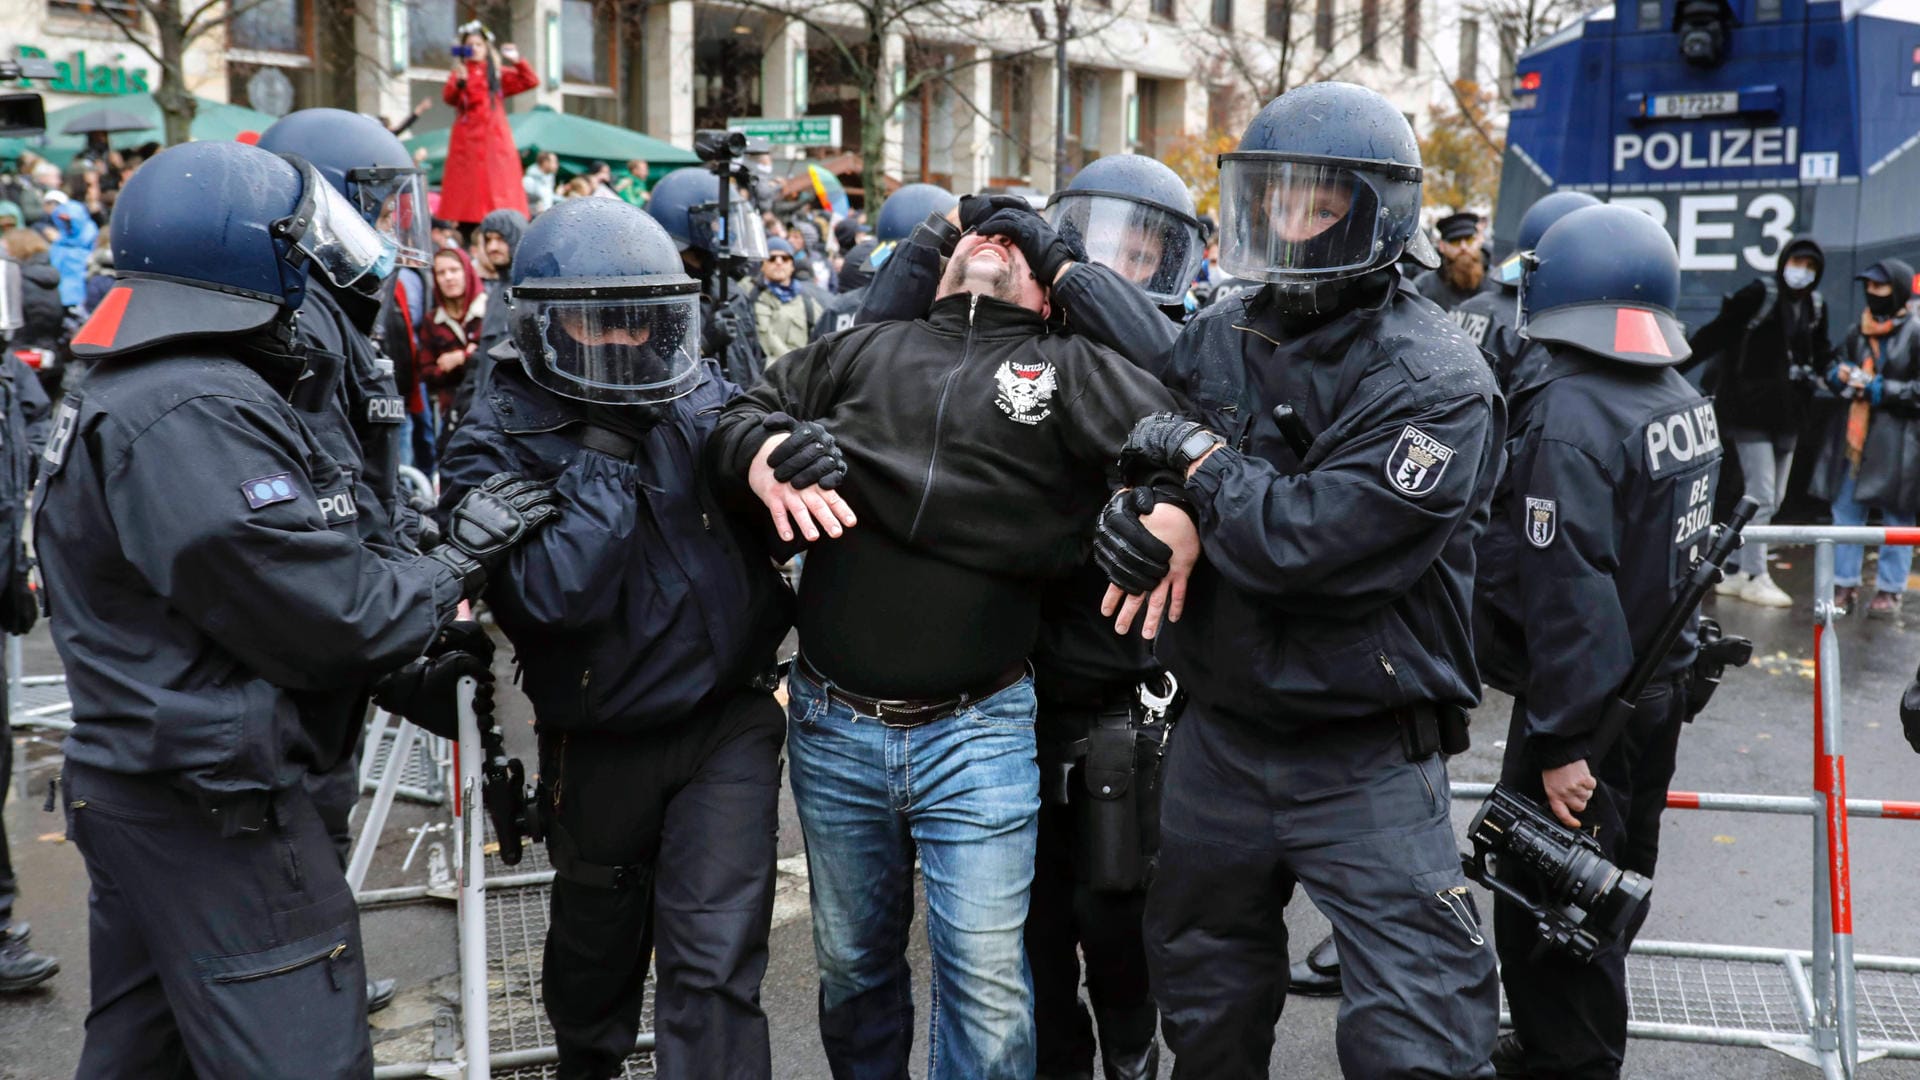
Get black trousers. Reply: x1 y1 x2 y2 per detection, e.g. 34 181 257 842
0 676 14 930
63 761 370 1080
1144 707 1498 1080
1494 679 1687 1080
1027 793 1156 1077
540 689 784 1080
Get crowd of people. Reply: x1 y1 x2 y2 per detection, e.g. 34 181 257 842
8 43 1920 1080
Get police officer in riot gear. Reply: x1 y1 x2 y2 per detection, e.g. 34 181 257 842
1093 82 1502 1078
437 197 792 1080
645 165 771 388
811 181 957 341
1478 203 1719 1080
1043 155 1210 320
37 140 557 1078
1451 191 1599 393
255 106 435 1012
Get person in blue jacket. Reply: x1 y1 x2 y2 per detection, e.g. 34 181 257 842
40 188 96 308
436 196 793 1080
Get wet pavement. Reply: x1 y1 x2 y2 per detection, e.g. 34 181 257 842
4 545 1920 1078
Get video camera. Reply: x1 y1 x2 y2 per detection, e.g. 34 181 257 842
693 128 770 169
0 56 57 140
1463 786 1652 962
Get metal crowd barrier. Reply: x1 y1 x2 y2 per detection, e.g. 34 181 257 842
1457 526 1920 1080
364 655 655 1077
6 634 71 733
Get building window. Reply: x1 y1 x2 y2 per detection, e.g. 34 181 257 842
1151 0 1175 15
990 58 1033 183
1360 0 1379 58
231 0 306 54
1212 0 1233 31
1314 0 1335 50
562 0 615 86
1266 0 1290 40
1136 77 1163 156
1401 0 1419 68
694 9 764 131
1458 17 1479 82
48 0 137 17
1066 68 1104 170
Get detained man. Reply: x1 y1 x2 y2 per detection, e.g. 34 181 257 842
707 228 1178 1079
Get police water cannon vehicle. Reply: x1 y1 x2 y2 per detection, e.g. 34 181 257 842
1495 0 1920 330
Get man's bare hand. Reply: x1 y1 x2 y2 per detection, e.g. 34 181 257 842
1542 759 1597 829
749 433 858 543
1100 502 1200 640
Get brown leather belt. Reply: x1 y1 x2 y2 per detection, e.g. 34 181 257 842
797 654 1028 728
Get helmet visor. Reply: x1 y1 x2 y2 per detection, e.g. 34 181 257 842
0 258 21 332
726 196 769 260
1217 157 1390 281
350 168 432 269
512 290 703 406
1046 193 1202 305
297 171 399 294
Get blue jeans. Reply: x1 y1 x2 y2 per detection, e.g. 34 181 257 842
1831 469 1916 592
786 662 1040 1080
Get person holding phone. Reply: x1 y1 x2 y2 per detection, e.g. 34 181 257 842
440 20 535 225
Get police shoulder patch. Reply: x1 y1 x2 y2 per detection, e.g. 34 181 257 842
1524 496 1558 549
1385 424 1456 498
242 472 298 510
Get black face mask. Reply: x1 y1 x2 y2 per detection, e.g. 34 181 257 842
1868 292 1904 321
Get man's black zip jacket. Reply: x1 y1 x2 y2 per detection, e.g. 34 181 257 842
708 292 1178 699
1156 277 1504 731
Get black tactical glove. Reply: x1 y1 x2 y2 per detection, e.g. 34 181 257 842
760 411 847 489
1118 412 1226 486
974 207 1087 286
429 473 561 597
372 621 495 740
0 569 36 636
395 504 443 556
1095 488 1171 596
1901 672 1920 754
958 193 1033 232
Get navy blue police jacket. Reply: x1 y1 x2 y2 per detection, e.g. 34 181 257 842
34 350 464 797
0 352 49 591
1475 347 1721 768
437 350 791 733
1156 276 1505 730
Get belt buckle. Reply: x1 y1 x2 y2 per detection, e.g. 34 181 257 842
876 702 940 729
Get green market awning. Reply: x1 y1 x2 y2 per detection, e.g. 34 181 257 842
0 93 281 166
405 105 697 186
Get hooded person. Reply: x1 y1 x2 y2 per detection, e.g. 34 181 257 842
1688 235 1835 608
1807 258 1920 618
1412 210 1495 311
41 188 97 308
458 207 530 419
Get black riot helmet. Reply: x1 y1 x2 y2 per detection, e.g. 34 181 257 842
509 197 704 406
257 108 432 269
1520 204 1689 366
1217 82 1437 289
1493 190 1600 289
1045 154 1208 305
71 141 393 362
645 166 769 260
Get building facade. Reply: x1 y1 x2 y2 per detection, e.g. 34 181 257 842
1 0 1462 193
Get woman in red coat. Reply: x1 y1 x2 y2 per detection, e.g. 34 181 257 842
440 21 536 224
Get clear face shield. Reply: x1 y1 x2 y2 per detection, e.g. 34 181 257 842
350 167 433 269
1045 193 1204 305
1217 154 1419 282
511 284 704 406
0 258 21 333
691 186 769 260
280 158 400 296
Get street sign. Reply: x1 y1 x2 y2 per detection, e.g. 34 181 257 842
726 115 842 148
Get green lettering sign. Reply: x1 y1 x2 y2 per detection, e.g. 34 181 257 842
16 44 152 97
